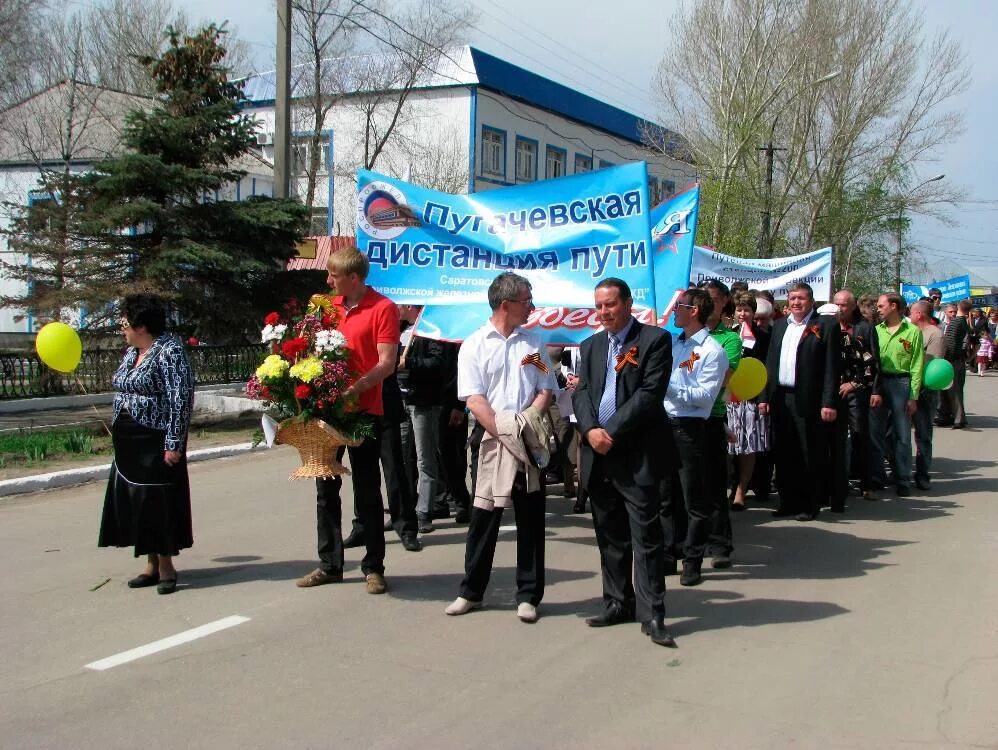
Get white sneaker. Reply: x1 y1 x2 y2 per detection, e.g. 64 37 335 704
517 602 538 623
445 597 481 616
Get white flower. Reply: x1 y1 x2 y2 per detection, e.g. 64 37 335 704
261 323 287 343
315 329 346 352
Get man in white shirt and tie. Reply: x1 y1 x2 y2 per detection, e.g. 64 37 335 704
659 288 729 586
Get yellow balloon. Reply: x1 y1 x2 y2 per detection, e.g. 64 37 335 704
728 357 767 401
35 322 82 373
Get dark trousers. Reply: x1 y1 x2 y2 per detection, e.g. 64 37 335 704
913 389 939 480
945 363 967 426
383 416 418 537
706 416 733 556
316 420 385 575
438 408 471 512
845 389 872 490
828 397 850 511
468 420 485 498
459 476 545 606
772 388 828 515
589 459 666 623
660 417 714 563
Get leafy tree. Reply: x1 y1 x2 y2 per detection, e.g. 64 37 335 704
74 24 308 341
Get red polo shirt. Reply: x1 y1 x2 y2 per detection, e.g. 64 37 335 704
333 287 400 416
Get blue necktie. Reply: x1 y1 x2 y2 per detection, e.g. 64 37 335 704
597 334 620 427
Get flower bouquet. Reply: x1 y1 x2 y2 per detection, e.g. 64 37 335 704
246 295 374 480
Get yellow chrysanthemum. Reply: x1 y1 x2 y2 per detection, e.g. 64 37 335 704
289 356 324 383
256 354 289 381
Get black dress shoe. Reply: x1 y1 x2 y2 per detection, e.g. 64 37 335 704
711 555 731 569
772 509 795 518
795 511 818 522
586 603 634 627
680 559 702 586
400 534 422 552
572 496 587 514
895 485 911 497
157 575 178 595
343 530 364 548
430 505 452 520
914 476 931 491
127 572 159 588
641 617 677 648
454 508 470 523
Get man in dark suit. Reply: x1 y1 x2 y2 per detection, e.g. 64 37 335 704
573 278 676 648
759 282 841 521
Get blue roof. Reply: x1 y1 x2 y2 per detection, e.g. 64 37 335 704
239 46 679 149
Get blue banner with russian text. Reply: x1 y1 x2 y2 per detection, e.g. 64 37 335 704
356 164 656 309
414 187 700 344
901 275 971 305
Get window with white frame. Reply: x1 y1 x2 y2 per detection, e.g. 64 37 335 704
318 142 330 174
545 146 566 179
481 127 504 177
574 153 592 173
515 137 537 182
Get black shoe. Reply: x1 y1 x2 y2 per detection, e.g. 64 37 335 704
796 512 818 522
572 497 587 514
933 419 953 427
895 485 911 497
711 555 731 569
430 505 451 520
400 534 422 552
586 602 635 627
664 560 678 576
127 572 159 588
641 617 677 648
417 513 435 533
454 508 470 524
680 559 702 586
157 575 178 595
914 476 931 491
829 505 845 514
383 520 393 532
343 530 364 548
772 508 795 518
952 422 967 430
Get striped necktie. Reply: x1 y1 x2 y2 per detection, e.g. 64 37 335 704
597 334 620 427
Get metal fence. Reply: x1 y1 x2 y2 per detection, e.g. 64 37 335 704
0 344 266 400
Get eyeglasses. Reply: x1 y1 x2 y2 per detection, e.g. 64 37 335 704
930 296 942 300
507 296 534 307
675 303 696 309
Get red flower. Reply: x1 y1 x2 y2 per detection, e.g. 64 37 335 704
264 312 281 326
295 384 313 400
282 337 309 360
321 312 335 328
187 336 200 347
260 386 272 400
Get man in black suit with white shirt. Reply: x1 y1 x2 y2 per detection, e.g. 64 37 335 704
573 278 676 648
759 282 841 521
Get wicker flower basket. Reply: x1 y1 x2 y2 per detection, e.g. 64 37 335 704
274 418 362 480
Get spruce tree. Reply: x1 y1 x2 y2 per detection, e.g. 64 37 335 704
75 24 308 341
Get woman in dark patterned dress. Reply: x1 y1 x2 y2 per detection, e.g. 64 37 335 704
726 291 771 510
98 295 194 594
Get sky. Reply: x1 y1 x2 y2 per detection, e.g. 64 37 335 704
174 0 997 286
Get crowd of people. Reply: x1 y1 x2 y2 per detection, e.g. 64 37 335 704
97 250 990 648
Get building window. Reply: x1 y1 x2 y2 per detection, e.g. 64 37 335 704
481 127 505 178
545 146 566 179
515 137 538 182
318 142 331 174
599 159 616 170
574 153 592 173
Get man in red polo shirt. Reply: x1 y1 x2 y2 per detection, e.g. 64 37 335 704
296 247 400 594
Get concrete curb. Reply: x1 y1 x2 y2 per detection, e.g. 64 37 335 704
0 442 263 498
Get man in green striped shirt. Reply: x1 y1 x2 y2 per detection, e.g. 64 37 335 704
870 293 924 496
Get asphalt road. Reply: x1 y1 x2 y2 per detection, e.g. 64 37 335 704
1 375 996 749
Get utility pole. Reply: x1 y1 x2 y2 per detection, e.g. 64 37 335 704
274 0 292 200
758 142 785 258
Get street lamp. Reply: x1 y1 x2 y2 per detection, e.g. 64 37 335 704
758 69 841 258
894 173 945 291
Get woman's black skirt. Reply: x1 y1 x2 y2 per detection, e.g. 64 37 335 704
98 410 193 557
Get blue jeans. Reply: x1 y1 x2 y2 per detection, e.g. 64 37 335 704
870 375 913 489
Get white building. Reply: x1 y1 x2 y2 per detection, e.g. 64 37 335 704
242 45 695 235
0 81 275 334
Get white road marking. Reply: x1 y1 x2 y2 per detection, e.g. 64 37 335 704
84 615 250 671
499 525 515 531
